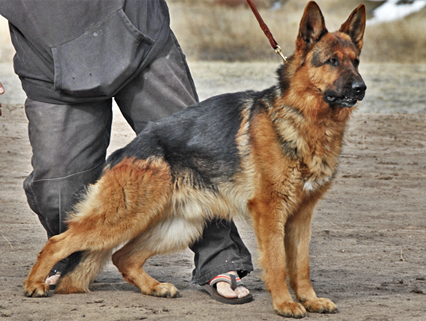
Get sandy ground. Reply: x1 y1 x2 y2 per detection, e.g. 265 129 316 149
0 62 425 321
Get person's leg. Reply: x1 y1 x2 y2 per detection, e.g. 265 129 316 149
114 31 253 300
190 219 253 299
23 98 112 275
114 31 198 134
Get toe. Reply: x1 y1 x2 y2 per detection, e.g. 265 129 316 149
235 285 250 299
215 281 238 299
24 283 50 297
152 282 179 298
304 297 337 313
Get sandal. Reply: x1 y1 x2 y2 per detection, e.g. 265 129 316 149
202 273 253 304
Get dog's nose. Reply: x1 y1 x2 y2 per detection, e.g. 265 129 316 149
352 81 366 94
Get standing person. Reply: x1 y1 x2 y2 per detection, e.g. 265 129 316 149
0 0 253 303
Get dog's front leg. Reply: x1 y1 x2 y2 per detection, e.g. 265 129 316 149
249 198 307 318
285 195 337 314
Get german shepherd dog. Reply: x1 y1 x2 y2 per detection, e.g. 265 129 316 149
24 2 366 318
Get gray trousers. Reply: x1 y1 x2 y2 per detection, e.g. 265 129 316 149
23 32 253 283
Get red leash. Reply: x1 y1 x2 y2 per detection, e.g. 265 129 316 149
245 0 287 62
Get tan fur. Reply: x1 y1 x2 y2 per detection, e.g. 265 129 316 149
24 2 366 318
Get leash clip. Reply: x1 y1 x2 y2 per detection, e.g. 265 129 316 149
274 45 288 63
246 0 288 64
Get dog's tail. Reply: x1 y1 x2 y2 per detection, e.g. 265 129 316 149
55 249 112 294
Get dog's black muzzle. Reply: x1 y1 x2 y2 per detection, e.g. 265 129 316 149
324 80 367 108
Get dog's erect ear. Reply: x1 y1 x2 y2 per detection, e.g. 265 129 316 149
296 1 328 55
339 4 366 52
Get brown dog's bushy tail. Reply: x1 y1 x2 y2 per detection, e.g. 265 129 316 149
55 249 112 294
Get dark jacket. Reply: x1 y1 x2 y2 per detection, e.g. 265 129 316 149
0 0 171 103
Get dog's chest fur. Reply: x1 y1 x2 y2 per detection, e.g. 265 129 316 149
252 99 347 196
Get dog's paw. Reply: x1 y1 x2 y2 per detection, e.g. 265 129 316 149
302 297 337 314
150 282 179 298
274 301 307 318
23 282 50 297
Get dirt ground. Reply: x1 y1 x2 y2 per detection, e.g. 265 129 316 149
0 62 425 321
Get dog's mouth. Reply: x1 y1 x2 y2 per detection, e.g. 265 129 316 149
324 94 359 108
324 89 366 108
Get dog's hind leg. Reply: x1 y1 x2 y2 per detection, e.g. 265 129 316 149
23 227 117 297
285 196 337 314
23 230 86 297
24 157 174 297
55 249 112 294
112 237 179 298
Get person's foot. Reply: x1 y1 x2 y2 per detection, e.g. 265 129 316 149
214 271 250 299
45 270 61 287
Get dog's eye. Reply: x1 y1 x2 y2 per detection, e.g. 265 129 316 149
353 59 360 68
327 58 339 67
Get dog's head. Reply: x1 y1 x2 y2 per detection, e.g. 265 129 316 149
293 1 366 108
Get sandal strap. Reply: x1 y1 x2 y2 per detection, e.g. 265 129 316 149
209 273 242 291
48 269 61 277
